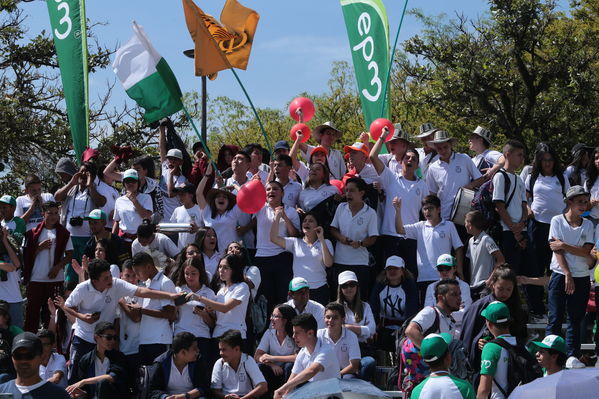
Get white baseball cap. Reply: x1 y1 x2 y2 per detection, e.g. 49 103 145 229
166 148 183 160
338 271 358 286
123 169 139 181
385 256 405 269
289 277 310 292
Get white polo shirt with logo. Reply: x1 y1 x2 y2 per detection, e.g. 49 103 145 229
291 338 340 382
211 354 266 396
317 327 361 378
331 202 378 266
139 271 177 345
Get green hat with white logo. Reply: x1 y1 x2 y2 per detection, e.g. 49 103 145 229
531 334 567 355
481 301 511 324
0 195 16 207
84 209 107 221
420 333 452 362
436 254 456 268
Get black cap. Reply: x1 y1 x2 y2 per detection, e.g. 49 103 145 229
12 332 42 356
274 140 290 152
173 183 196 195
571 143 592 156
192 141 206 154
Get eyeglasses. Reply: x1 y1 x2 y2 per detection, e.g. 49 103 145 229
341 282 358 289
99 334 118 341
437 266 452 272
13 351 36 361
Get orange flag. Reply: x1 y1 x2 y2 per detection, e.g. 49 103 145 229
182 0 259 78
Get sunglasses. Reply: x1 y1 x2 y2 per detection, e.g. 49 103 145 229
437 266 453 272
341 282 358 289
99 334 118 341
13 351 36 361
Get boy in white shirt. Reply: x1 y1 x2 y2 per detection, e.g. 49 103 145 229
285 278 326 330
38 329 67 388
274 314 340 399
170 183 202 249
211 329 267 399
468 126 504 177
492 140 527 274
131 222 179 259
15 174 55 232
299 122 346 180
159 125 189 221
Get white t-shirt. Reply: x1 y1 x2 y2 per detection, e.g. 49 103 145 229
378 153 403 176
411 306 457 338
492 170 527 231
31 228 74 283
113 193 154 235
426 152 482 220
279 180 302 209
170 204 203 249
549 215 594 277
526 174 569 224
174 284 216 338
343 302 376 342
66 277 138 343
404 220 463 282
168 357 194 395
565 165 587 186
116 294 141 355
379 167 428 237
159 161 189 221
584 178 599 219
64 188 94 237
303 145 346 180
255 204 300 258
472 149 502 170
200 205 249 254
213 282 250 339
353 163 379 185
416 148 439 178
15 193 55 231
139 272 177 345
331 203 378 266
203 252 220 277
244 265 261 299
246 169 270 185
291 338 340 382
298 184 339 212
95 178 119 224
284 237 333 289
424 278 471 330
211 354 266 396
94 354 110 378
257 329 297 365
131 233 179 258
286 299 326 330
317 327 360 377
39 352 67 388
468 232 500 285
0 258 23 303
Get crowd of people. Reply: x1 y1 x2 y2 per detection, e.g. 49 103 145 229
0 118 597 399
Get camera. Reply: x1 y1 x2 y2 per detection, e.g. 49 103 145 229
69 216 84 227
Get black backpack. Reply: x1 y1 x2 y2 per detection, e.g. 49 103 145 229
490 338 543 396
471 169 516 238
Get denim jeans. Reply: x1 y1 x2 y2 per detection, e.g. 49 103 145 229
546 272 590 357
525 219 550 315
358 356 376 382
500 230 526 274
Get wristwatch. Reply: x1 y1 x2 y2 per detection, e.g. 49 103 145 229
185 393 191 399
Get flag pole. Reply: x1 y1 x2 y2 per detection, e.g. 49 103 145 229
201 75 207 143
379 0 409 117
181 102 220 177
230 68 273 155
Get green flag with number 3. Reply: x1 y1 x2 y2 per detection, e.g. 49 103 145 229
46 0 89 162
340 0 390 128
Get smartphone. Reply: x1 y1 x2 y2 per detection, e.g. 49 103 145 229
174 293 190 306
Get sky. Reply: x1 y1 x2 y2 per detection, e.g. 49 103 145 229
18 0 495 115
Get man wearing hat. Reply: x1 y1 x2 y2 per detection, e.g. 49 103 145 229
0 195 25 246
274 140 290 157
411 333 475 399
530 334 567 376
415 123 439 177
426 130 485 221
55 157 78 185
285 278 325 329
469 126 505 176
477 301 518 399
299 121 346 180
343 142 378 184
367 123 412 175
159 125 189 221
83 209 129 267
0 331 70 398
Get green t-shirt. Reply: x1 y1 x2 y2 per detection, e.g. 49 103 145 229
412 374 475 399
1 217 25 246
480 335 516 399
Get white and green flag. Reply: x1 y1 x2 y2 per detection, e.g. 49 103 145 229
340 0 390 128
113 22 183 123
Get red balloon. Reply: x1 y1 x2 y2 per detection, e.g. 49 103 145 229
237 180 266 214
289 97 315 122
369 118 395 142
330 179 344 195
290 123 311 143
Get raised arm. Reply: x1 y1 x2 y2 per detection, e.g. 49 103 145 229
195 163 213 209
289 131 304 171
269 209 286 249
393 197 406 235
54 172 80 202
158 124 167 163
103 158 124 183
369 127 391 175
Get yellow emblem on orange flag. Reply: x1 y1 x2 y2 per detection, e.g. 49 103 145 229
182 0 259 79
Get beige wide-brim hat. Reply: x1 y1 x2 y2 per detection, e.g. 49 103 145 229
429 130 456 144
415 122 437 138
388 123 411 143
471 126 493 145
313 121 342 143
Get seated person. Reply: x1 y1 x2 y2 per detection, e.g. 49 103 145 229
530 334 567 376
148 331 211 399
0 300 23 346
131 220 179 259
274 314 340 399
411 333 475 399
285 278 325 330
0 332 69 398
211 329 267 399
37 329 67 388
67 322 128 399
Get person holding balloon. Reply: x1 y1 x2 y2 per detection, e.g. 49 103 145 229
196 163 250 256
289 127 329 183
299 122 346 180
363 122 411 176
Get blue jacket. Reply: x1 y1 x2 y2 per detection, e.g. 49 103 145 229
0 379 70 399
69 349 128 399
148 350 210 399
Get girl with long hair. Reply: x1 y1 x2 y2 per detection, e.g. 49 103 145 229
298 162 339 212
336 271 376 343
195 227 219 276
584 147 599 225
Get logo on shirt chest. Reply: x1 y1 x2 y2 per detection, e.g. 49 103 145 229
455 166 462 174
415 188 421 196
238 372 246 382
438 231 446 239
341 343 348 352
357 217 364 226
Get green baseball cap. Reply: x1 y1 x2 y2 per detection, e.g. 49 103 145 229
84 209 107 221
123 169 139 181
0 195 16 207
420 333 452 362
531 334 567 355
481 301 511 324
436 254 456 268
288 277 309 292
